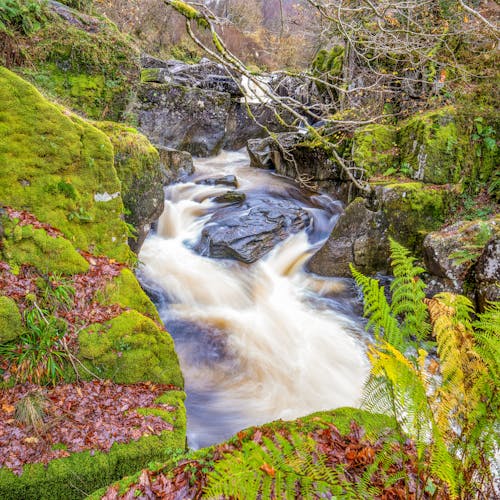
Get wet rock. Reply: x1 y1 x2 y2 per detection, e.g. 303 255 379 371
197 198 310 263
423 218 499 295
157 146 194 184
137 83 232 157
213 191 246 204
198 175 238 188
308 198 389 277
475 235 500 311
247 137 277 169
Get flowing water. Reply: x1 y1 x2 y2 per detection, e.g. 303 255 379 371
138 150 369 449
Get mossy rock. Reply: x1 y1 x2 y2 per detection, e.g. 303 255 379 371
0 389 187 500
398 106 465 184
78 310 183 388
11 2 140 120
100 268 160 322
0 296 24 343
376 181 454 251
0 67 130 262
352 123 398 176
1 221 89 275
93 121 164 251
89 406 397 499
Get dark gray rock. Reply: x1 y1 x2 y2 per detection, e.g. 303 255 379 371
213 191 246 204
157 146 194 184
198 175 238 188
137 83 232 156
308 198 389 277
197 197 310 263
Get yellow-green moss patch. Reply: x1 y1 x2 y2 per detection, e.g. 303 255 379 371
0 296 24 343
2 222 89 275
78 310 183 387
101 268 160 322
0 67 130 262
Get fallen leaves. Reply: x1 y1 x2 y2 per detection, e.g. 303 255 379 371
105 418 448 500
0 381 176 475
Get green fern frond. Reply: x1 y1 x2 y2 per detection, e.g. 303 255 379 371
350 263 403 348
389 238 430 341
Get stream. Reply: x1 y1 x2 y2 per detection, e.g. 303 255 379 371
138 150 369 449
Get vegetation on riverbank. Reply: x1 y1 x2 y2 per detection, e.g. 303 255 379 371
0 0 498 498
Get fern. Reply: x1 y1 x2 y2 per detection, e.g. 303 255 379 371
354 242 500 499
204 430 372 499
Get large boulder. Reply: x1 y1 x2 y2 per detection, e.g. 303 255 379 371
309 182 453 277
137 82 232 157
136 58 286 156
0 67 130 261
196 197 310 263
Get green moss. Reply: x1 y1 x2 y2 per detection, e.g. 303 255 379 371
93 406 396 498
0 389 186 500
140 68 160 83
2 222 89 275
14 9 140 120
101 269 160 322
353 124 398 176
0 67 131 262
93 121 164 245
78 310 183 388
398 106 464 184
376 181 453 251
0 296 24 343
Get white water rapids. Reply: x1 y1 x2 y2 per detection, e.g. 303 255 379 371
138 150 369 448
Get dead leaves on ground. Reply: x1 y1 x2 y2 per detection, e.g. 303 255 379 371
0 381 176 475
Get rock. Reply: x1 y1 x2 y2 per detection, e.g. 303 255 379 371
198 175 238 188
157 146 195 184
197 197 310 263
246 132 345 196
308 198 389 277
352 124 398 176
213 191 246 204
309 182 453 277
78 310 183 387
475 235 500 311
423 218 499 296
0 296 24 343
137 83 232 156
398 107 463 185
94 121 165 253
0 68 130 261
247 137 277 169
137 58 287 156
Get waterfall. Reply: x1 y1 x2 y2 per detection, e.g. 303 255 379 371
139 150 369 448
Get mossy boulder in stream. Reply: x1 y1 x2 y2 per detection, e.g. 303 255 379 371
0 67 130 262
94 122 165 252
78 310 184 388
0 296 24 344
